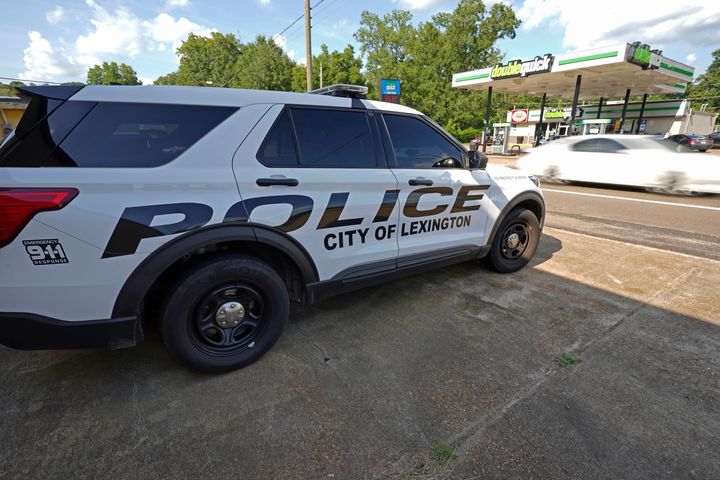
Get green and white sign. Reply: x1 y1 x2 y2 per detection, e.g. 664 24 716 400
490 54 554 80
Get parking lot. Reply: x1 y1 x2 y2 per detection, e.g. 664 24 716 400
2 163 719 479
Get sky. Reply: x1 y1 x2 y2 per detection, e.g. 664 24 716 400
2 0 718 87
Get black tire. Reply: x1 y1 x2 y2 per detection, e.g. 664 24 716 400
486 208 541 273
161 255 289 373
699 149 708 153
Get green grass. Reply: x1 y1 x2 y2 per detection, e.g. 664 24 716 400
554 353 581 367
434 441 456 462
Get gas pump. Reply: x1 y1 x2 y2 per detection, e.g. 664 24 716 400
492 123 511 154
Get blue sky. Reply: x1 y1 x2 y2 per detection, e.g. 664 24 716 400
2 0 718 87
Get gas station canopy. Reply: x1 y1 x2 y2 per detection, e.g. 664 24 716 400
452 43 694 100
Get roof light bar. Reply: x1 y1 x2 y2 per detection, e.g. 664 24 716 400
309 84 368 99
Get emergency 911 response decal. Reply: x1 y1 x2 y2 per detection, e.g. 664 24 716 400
102 185 490 257
23 239 69 265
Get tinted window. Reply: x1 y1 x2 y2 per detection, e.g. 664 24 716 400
291 108 376 168
383 114 464 168
257 109 298 167
571 138 625 153
55 103 236 167
0 101 95 167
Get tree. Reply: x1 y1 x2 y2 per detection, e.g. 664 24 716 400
233 35 295 91
172 32 243 87
87 61 141 85
354 0 521 130
688 49 720 112
315 44 365 88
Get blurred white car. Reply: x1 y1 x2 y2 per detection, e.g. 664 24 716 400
517 135 720 195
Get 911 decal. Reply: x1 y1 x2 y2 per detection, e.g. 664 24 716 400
23 239 68 265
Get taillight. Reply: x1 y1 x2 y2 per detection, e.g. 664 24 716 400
688 139 697 145
0 188 78 248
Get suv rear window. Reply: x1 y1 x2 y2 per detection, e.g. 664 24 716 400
0 101 236 168
291 108 377 168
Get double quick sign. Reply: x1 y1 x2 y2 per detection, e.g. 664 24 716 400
490 54 554 80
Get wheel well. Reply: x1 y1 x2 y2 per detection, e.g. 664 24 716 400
140 240 306 329
515 198 544 225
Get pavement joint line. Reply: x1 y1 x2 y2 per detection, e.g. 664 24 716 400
542 188 720 211
544 227 720 265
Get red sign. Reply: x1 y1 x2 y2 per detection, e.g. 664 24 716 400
510 109 529 123
382 94 400 104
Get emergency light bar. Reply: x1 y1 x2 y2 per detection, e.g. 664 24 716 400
309 84 368 99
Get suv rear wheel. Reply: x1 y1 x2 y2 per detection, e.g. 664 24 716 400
161 255 289 373
486 208 541 273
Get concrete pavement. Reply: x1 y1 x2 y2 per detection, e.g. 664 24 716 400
1 225 719 479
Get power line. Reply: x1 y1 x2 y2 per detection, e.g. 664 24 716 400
272 0 324 42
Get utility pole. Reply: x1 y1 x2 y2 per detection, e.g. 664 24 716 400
305 0 312 92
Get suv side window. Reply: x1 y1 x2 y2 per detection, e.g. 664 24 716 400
290 108 376 168
257 109 299 167
383 114 464 169
55 103 236 168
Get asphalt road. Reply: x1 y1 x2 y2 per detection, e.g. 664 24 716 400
542 183 720 261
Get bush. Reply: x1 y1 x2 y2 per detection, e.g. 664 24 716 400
446 126 483 143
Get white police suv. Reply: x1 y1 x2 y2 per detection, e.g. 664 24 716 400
0 84 544 373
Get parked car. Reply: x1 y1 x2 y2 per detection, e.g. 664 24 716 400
666 134 713 152
0 84 544 373
517 135 720 195
707 131 720 149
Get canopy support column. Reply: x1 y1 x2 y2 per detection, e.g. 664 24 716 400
536 92 547 144
568 75 582 135
482 86 492 153
635 93 648 134
619 88 631 133
596 97 604 119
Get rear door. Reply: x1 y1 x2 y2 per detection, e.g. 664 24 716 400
378 113 492 260
232 105 399 281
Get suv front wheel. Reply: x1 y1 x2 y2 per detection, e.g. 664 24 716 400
161 255 289 373
486 208 541 273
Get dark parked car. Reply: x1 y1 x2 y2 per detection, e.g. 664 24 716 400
708 131 720 148
666 134 713 152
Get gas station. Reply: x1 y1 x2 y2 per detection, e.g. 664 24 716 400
452 41 698 154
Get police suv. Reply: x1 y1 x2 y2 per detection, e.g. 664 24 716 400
0 84 544 373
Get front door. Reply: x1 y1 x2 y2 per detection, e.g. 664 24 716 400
378 113 492 260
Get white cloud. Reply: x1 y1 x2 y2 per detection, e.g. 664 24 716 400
20 31 86 81
394 0 447 9
165 0 190 8
257 0 271 7
273 34 295 59
138 76 154 85
686 53 697 64
145 13 214 57
75 1 143 58
517 0 720 51
46 6 64 24
20 0 213 81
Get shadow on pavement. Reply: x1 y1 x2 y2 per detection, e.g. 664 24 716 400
0 234 718 480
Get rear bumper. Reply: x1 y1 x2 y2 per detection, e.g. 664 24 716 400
0 313 140 350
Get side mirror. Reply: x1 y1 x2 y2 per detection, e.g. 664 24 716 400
468 150 488 170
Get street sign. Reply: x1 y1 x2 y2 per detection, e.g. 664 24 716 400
381 79 401 103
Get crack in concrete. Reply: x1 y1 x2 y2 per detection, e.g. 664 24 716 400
426 265 700 477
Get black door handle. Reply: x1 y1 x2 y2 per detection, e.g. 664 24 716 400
256 178 299 187
409 178 433 186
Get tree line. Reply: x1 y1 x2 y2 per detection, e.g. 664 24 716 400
3 0 718 136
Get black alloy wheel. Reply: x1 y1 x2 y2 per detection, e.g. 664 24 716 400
192 283 266 354
161 255 289 373
500 222 530 260
486 207 541 273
